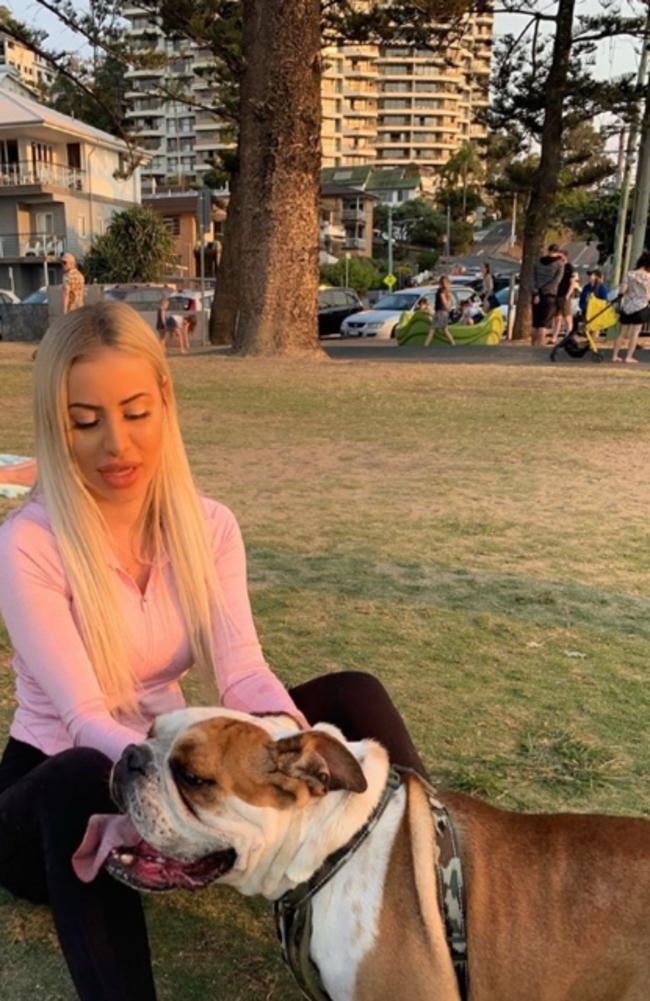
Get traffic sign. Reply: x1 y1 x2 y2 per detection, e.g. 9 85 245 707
383 273 397 288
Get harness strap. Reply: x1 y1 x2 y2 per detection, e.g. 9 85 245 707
274 767 469 1001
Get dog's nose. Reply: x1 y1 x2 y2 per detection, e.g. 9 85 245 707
123 743 152 776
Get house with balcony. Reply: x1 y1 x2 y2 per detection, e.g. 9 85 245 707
0 76 147 298
142 189 225 279
320 183 377 259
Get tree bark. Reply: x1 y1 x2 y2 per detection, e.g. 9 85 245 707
512 0 576 341
221 0 322 356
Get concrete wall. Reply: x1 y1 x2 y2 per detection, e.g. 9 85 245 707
0 302 48 340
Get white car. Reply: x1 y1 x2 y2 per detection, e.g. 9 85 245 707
341 285 478 339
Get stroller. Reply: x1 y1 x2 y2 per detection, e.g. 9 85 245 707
550 295 620 363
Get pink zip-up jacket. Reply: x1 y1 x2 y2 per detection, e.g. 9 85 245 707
0 495 301 763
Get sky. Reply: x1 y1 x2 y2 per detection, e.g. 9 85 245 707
5 0 646 82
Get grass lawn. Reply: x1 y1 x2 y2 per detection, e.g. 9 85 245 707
1 340 650 998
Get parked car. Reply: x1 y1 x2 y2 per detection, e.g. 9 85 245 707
0 289 21 305
318 286 363 336
104 283 176 304
22 287 49 305
166 289 214 315
340 285 477 339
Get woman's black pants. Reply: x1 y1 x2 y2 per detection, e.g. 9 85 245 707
0 671 424 1000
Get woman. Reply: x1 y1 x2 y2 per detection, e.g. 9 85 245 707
611 251 650 363
156 297 190 355
426 275 455 346
0 302 423 1001
480 262 494 310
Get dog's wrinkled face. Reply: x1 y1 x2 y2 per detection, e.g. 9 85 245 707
107 708 367 894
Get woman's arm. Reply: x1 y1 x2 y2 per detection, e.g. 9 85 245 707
0 514 147 761
205 502 306 723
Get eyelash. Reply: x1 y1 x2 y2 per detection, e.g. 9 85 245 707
72 412 150 430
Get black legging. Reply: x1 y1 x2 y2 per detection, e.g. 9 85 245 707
0 671 424 1000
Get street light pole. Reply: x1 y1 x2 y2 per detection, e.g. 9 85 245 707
510 191 518 247
387 203 393 277
612 13 650 285
627 34 650 272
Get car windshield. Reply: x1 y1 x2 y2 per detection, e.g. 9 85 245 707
374 293 420 310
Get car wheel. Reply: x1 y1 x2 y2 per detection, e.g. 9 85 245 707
390 325 397 339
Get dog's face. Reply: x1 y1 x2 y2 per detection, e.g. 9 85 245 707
106 708 368 895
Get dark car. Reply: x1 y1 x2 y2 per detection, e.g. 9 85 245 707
318 286 363 337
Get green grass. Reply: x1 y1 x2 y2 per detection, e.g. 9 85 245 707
2 341 650 998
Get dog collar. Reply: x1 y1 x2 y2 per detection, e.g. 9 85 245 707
274 767 468 1001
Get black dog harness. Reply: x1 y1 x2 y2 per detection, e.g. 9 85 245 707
274 767 469 1001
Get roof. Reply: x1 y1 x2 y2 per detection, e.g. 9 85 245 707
321 183 378 200
0 79 132 153
321 164 423 193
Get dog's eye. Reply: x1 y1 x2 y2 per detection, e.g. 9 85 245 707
174 765 215 789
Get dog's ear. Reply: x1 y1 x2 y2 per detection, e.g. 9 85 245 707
268 732 367 797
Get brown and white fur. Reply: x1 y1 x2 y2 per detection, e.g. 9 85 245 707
110 708 650 1001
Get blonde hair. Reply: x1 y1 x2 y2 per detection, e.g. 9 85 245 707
33 301 219 714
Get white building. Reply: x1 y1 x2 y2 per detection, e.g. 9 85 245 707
0 75 147 297
123 4 234 194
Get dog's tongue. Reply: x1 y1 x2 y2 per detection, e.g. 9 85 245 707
73 813 141 883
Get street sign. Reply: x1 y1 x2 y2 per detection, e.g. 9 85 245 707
196 188 212 233
383 273 397 289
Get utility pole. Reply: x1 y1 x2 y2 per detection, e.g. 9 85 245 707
510 191 518 247
612 14 650 286
387 203 393 276
445 202 451 257
624 26 648 270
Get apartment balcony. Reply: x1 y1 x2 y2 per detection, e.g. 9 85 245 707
342 207 366 221
0 231 66 259
344 237 366 251
345 104 377 117
344 124 376 137
0 162 85 194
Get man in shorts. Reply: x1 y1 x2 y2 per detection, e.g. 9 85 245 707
61 253 85 313
551 251 578 345
531 243 564 347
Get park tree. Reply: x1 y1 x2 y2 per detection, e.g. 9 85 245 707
83 206 175 283
0 0 485 355
489 0 644 340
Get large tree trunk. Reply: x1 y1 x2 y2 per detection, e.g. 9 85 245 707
210 169 242 345
229 0 322 355
512 0 576 341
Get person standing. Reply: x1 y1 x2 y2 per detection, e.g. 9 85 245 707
611 251 650 363
531 243 564 347
480 262 494 309
551 252 579 344
579 269 609 316
425 275 455 346
61 253 85 313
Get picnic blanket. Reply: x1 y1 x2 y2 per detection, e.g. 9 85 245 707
0 455 34 499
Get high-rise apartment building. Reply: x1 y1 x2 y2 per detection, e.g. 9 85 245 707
0 34 55 95
123 5 235 193
123 6 492 194
322 14 493 169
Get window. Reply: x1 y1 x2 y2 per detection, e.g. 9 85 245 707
78 216 86 237
163 216 181 235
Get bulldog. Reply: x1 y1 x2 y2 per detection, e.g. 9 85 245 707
106 707 650 1001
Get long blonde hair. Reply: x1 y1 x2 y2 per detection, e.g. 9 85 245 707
33 301 218 715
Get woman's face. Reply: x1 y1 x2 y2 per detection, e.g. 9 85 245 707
67 347 167 516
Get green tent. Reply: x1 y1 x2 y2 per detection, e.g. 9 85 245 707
397 308 505 346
